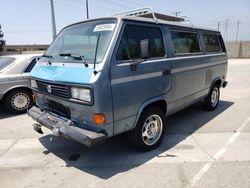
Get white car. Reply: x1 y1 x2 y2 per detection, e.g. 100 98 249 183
0 54 42 113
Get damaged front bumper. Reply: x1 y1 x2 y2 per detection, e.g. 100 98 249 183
28 106 107 147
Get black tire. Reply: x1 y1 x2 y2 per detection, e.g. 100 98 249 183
127 106 166 151
4 89 33 114
203 84 220 111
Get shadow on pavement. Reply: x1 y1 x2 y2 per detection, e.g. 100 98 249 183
39 100 234 179
0 101 26 120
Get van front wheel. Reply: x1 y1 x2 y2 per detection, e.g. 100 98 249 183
203 84 220 111
128 106 166 151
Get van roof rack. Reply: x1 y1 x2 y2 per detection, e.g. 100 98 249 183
111 7 185 23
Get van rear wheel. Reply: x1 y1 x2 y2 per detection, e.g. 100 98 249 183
203 84 220 111
128 106 166 151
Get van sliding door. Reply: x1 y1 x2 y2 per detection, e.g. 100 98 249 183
170 30 206 107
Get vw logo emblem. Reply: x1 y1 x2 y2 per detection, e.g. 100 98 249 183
47 85 52 93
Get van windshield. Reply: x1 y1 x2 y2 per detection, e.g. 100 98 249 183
44 19 116 64
0 57 15 72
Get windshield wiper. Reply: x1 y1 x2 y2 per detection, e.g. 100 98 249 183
42 54 53 58
59 53 88 67
42 54 53 65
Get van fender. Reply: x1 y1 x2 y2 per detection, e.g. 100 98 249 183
204 77 222 99
210 77 222 89
132 96 167 129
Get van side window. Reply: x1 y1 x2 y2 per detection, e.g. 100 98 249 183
116 25 165 61
171 31 201 54
203 34 221 53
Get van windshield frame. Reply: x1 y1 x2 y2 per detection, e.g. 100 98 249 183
44 19 117 64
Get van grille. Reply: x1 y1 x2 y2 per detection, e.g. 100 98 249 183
36 80 70 99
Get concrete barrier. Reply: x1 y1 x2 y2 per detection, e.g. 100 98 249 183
1 42 249 58
0 44 48 56
241 41 250 58
225 41 250 58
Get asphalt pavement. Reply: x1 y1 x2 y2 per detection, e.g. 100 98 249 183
0 59 250 188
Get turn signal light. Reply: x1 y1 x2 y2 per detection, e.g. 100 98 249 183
32 94 36 103
93 113 106 125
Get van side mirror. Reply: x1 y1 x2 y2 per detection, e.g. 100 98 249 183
130 39 150 71
140 39 150 59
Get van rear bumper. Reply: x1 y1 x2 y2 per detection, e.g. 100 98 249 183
28 106 107 147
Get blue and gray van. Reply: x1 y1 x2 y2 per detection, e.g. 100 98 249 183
28 8 228 151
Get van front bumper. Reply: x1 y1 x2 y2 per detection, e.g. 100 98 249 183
28 106 107 147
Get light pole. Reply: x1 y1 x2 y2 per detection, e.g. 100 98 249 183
86 0 89 19
224 19 229 41
236 21 240 42
217 21 220 31
49 0 57 40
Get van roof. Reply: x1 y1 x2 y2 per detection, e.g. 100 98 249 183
117 16 219 33
67 7 219 33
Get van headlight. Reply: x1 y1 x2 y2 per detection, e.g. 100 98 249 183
31 79 38 89
71 87 91 103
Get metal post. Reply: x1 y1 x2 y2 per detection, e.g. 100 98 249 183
49 0 57 40
217 21 220 31
224 19 229 41
239 41 242 58
236 21 240 42
172 11 181 17
86 0 89 19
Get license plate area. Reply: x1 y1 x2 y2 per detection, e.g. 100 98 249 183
48 100 70 119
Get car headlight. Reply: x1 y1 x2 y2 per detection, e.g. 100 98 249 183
71 87 91 103
30 79 38 89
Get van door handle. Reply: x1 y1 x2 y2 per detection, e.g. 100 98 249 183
162 69 171 75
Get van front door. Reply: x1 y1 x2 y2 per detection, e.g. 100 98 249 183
110 23 172 135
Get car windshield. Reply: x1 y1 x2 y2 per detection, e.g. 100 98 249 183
0 57 16 72
44 19 117 64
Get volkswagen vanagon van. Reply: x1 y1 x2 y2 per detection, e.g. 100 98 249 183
28 8 228 151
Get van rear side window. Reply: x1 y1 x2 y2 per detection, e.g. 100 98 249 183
171 31 201 54
203 34 221 53
116 25 165 61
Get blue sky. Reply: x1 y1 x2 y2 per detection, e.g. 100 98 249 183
0 0 250 44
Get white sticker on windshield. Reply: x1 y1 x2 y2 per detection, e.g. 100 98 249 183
93 24 116 32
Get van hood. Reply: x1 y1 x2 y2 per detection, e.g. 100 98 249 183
31 63 94 84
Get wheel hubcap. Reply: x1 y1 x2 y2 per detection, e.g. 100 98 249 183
11 93 30 110
211 87 219 107
142 114 163 146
